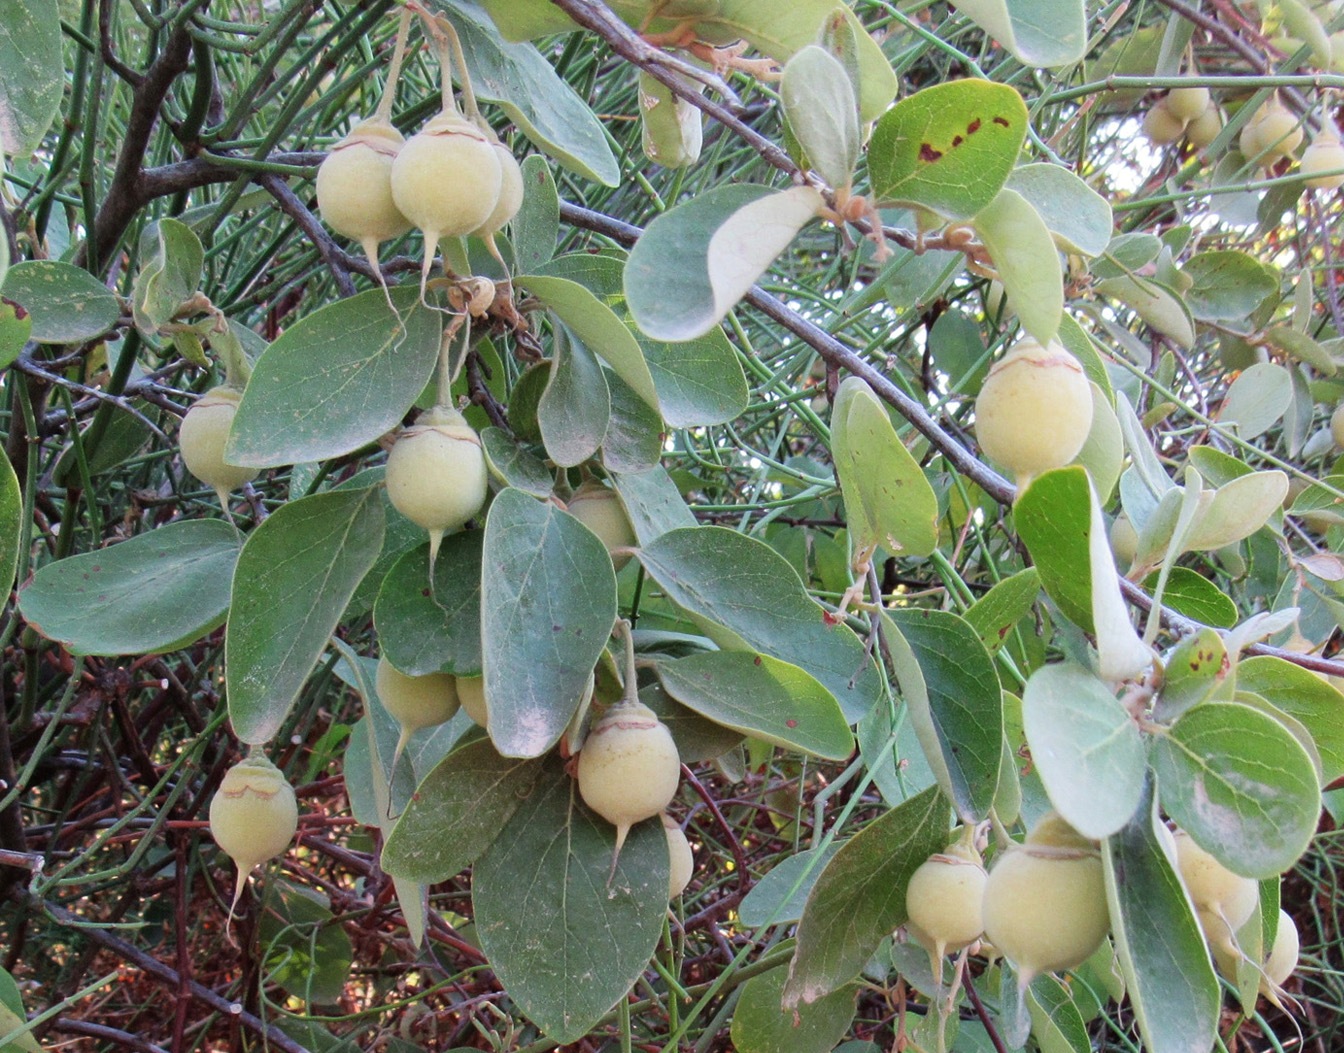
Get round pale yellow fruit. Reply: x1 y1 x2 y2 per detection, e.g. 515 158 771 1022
1143 99 1188 145
375 655 459 733
456 675 487 727
390 111 502 241
973 338 1094 484
578 700 681 852
1166 86 1211 122
905 845 987 958
180 387 258 494
316 119 411 246
568 483 637 570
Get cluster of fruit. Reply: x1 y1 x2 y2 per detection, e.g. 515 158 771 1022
904 813 1299 1003
1142 86 1224 150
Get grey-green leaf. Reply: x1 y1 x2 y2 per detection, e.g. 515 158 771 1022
1238 656 1344 784
227 488 386 744
512 155 559 273
381 738 544 884
473 761 667 1042
131 218 204 337
373 533 483 677
481 489 617 757
0 261 119 344
733 967 856 1053
782 786 947 1007
637 526 882 722
884 609 1003 823
655 651 853 760
538 324 610 467
228 288 441 468
1022 662 1147 839
0 448 18 599
1006 164 1113 257
1153 701 1320 878
1103 779 1219 1053
19 519 241 656
780 45 859 189
431 1 620 186
0 0 62 158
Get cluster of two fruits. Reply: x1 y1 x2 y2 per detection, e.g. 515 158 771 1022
904 813 1299 1003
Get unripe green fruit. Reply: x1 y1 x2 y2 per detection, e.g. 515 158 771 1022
973 339 1094 484
578 699 681 856
982 844 1109 981
1301 128 1344 189
473 143 524 238
390 111 502 242
375 655 459 733
1185 105 1224 149
982 814 1108 982
1166 86 1211 122
1331 403 1344 448
1263 909 1299 987
316 119 412 250
1242 98 1304 162
456 675 487 727
1173 829 1259 953
180 387 259 498
664 814 694 898
209 754 298 913
1110 513 1138 568
568 483 637 570
905 844 987 958
1143 99 1188 146
385 406 488 565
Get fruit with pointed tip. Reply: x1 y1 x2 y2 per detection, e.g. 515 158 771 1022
1241 96 1304 163
209 754 298 915
1173 829 1259 955
664 814 694 898
376 655 459 734
1143 99 1188 145
390 109 502 295
1185 104 1225 149
981 813 1109 983
180 387 258 504
316 118 412 281
1331 403 1344 448
1166 85 1212 122
385 406 488 566
456 675 487 727
577 699 681 858
1301 124 1344 189
973 338 1094 485
1261 909 1300 1003
905 839 987 959
472 142 524 240
568 482 637 570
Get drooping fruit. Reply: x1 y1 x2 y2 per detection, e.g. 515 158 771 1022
664 813 694 898
1143 99 1188 145
376 655 459 734
472 140 525 241
1241 96 1304 163
567 482 637 570
577 699 681 859
1172 829 1259 956
390 109 502 295
1331 403 1344 448
209 753 298 915
905 838 987 960
385 405 489 566
1185 104 1224 149
981 813 1109 984
456 674 487 727
180 386 258 507
1166 85 1212 122
1261 909 1300 1005
316 118 412 285
1301 123 1344 189
973 338 1094 485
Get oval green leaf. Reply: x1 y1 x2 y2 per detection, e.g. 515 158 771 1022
19 519 241 656
869 81 1028 220
655 651 852 759
373 532 483 677
382 738 545 884
636 526 883 722
973 188 1062 346
481 489 617 758
473 761 667 1043
1153 701 1320 878
227 487 386 744
1022 661 1146 839
227 288 441 468
0 0 62 157
1006 163 1113 257
0 261 119 344
781 45 859 188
